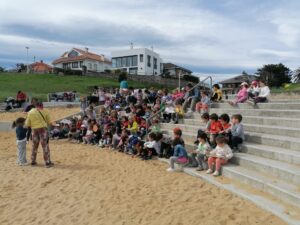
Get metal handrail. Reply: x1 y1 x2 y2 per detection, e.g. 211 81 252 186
188 76 213 93
145 76 213 136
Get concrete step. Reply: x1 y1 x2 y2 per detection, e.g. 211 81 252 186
244 123 300 138
245 132 300 152
183 116 300 128
212 102 300 110
191 109 300 119
181 140 300 166
231 153 300 185
159 158 300 225
161 122 300 139
242 143 300 165
222 165 300 208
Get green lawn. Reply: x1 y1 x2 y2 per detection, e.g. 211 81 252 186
0 73 163 101
271 83 300 93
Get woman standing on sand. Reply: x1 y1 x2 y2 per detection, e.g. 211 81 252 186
25 102 54 168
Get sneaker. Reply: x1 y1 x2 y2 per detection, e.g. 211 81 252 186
196 167 203 171
31 161 37 166
166 167 176 172
206 168 213 174
45 161 54 168
19 162 28 166
213 170 219 176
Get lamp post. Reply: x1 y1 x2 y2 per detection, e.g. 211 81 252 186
178 70 182 90
25 46 30 74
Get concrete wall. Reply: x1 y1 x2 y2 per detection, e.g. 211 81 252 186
86 72 196 88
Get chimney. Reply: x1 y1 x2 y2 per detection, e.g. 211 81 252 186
40 60 43 63
85 47 89 52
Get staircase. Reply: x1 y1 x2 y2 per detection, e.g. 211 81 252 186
160 101 300 225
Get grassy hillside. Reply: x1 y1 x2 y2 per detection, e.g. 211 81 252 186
271 83 300 93
0 73 163 101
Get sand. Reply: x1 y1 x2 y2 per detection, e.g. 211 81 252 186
0 107 80 122
0 132 287 225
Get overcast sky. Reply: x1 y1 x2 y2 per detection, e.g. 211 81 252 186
0 0 299 80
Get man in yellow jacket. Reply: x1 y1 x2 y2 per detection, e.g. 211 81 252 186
25 102 53 168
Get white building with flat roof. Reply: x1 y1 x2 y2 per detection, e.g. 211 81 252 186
111 48 163 75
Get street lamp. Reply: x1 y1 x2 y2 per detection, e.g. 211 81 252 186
25 46 30 74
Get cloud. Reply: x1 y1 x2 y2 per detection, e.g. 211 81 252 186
0 0 299 79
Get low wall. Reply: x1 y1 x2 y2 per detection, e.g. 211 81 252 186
87 72 195 88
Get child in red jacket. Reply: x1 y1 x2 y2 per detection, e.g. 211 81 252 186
208 113 223 147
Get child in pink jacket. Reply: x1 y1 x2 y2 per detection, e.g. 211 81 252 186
228 82 249 105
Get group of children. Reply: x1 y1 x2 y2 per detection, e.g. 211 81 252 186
166 126 234 177
12 83 247 176
228 80 270 105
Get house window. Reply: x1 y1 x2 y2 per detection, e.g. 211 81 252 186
147 55 151 67
121 57 126 67
112 59 116 68
88 63 92 70
94 64 97 71
139 54 143 62
72 62 78 68
129 67 138 75
128 57 133 67
116 58 122 67
80 61 83 68
153 57 157 69
63 63 68 69
132 55 138 66
68 50 79 57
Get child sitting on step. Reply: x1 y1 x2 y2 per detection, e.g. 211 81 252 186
207 113 223 147
188 133 211 171
196 113 211 144
206 135 233 176
219 113 231 143
166 128 188 172
230 114 245 151
195 91 210 114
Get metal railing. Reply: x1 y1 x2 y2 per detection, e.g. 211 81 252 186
188 76 213 93
145 76 213 136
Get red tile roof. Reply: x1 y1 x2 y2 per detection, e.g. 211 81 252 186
30 61 52 73
52 48 111 65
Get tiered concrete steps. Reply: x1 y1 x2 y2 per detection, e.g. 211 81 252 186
160 102 300 225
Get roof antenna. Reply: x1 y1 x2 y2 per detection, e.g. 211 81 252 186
151 46 154 51
130 42 133 50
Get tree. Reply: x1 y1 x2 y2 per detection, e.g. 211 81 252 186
0 66 5 72
118 71 127 83
255 63 291 87
241 70 249 75
293 68 300 83
16 63 27 73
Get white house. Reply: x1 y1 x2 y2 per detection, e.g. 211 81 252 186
52 48 111 72
111 48 163 75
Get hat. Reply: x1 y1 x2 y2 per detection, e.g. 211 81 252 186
251 80 258 85
81 124 87 128
240 82 248 86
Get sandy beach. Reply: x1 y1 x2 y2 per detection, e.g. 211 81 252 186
0 130 286 225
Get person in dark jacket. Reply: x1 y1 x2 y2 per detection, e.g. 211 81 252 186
12 117 28 166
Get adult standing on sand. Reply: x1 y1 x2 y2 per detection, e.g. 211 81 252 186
25 102 54 168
